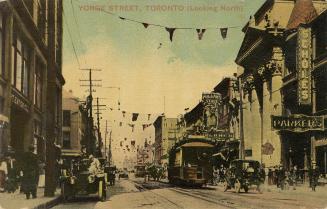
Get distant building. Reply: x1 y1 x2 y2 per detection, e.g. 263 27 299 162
153 116 178 166
62 90 86 157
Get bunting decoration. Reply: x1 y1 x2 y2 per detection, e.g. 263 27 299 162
128 124 135 132
132 113 139 121
101 9 238 42
220 28 228 39
165 27 176 42
142 123 152 130
196 29 206 40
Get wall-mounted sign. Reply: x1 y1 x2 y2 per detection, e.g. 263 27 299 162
271 115 324 132
297 26 312 105
202 92 221 110
210 130 233 141
11 93 30 113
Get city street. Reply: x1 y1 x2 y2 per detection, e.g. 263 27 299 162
52 177 327 209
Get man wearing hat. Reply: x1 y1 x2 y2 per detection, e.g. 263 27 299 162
309 161 320 191
21 145 39 199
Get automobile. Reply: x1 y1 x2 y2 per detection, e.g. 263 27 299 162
60 156 108 201
223 159 264 193
119 171 129 179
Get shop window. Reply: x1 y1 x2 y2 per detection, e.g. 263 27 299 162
63 110 71 127
11 31 30 97
34 59 43 109
62 131 70 149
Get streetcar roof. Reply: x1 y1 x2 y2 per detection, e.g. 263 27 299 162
181 142 214 148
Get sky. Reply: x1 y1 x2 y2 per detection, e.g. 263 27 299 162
62 0 265 166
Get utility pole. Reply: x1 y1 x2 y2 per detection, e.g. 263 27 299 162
109 130 112 166
104 120 108 161
94 97 106 157
80 69 101 155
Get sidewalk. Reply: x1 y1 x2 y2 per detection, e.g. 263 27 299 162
0 188 61 209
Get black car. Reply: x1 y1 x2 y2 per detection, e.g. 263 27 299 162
223 159 264 193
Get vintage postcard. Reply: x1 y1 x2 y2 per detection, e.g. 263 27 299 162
0 0 327 208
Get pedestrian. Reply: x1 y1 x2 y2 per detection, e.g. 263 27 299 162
21 145 39 199
268 168 273 185
277 165 286 190
4 153 19 193
309 161 320 192
0 157 7 192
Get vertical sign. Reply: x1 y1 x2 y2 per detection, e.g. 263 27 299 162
297 26 312 105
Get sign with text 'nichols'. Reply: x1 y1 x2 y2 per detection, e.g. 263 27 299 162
271 115 324 132
297 26 312 105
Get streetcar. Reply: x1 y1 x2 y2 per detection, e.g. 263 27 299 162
168 135 215 187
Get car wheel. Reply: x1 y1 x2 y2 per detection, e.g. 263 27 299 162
234 179 241 193
223 181 229 192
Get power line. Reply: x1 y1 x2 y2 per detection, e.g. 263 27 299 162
63 10 81 69
70 0 87 66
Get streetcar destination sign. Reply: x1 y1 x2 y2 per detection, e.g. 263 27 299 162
271 115 324 132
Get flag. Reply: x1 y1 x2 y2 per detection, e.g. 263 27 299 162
220 28 228 39
142 23 149 28
196 29 206 40
165 27 176 42
132 113 139 121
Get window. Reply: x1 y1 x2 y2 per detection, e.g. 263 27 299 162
36 0 46 40
63 110 71 127
62 131 70 149
11 31 30 97
316 69 327 112
34 59 43 109
0 13 4 76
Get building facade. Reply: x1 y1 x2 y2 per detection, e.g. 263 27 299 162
0 0 64 195
62 89 86 157
153 116 178 166
235 0 327 173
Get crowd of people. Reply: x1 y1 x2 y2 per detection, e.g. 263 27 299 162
0 146 41 199
212 161 322 192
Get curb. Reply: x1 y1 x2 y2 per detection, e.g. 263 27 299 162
33 196 62 209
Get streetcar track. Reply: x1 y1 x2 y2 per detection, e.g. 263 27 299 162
169 187 237 209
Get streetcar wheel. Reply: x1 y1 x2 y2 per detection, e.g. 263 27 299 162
234 179 241 193
223 181 229 192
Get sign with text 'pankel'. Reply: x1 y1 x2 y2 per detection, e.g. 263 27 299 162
271 115 324 132
297 26 312 105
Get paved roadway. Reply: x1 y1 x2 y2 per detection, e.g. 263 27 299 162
53 178 327 209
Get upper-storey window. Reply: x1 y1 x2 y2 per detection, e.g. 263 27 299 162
314 16 327 59
36 0 47 41
11 29 30 97
0 12 4 77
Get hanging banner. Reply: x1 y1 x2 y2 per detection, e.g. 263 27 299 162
271 115 324 132
297 26 312 105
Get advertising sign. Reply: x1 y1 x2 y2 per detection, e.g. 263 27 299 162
297 26 312 105
271 115 324 132
202 92 221 110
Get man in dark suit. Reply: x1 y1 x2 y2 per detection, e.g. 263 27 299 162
21 145 39 199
